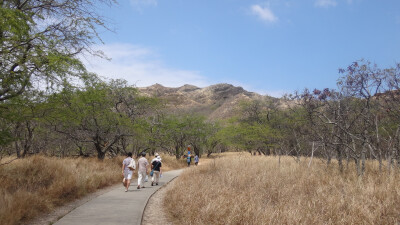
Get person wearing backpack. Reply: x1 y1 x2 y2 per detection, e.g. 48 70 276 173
151 155 162 186
122 152 135 192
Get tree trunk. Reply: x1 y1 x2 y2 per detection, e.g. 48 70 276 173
97 151 106 160
193 144 200 156
175 145 180 159
21 123 34 158
326 146 331 166
374 115 382 172
308 142 315 168
355 158 361 176
278 147 282 166
387 151 392 174
15 141 21 158
94 143 105 160
336 145 343 173
361 146 366 176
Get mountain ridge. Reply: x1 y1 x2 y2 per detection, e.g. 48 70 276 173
138 83 276 120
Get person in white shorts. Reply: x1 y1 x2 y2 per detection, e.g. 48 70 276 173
122 152 134 192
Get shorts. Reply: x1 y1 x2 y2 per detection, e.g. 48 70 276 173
124 170 133 180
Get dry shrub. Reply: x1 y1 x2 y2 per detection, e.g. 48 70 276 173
164 155 400 225
0 155 123 225
0 154 186 225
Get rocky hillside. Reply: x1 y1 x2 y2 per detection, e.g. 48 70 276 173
139 83 277 120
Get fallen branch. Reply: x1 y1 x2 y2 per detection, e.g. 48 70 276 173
0 157 19 166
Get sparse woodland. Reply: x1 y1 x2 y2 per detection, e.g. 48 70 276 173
1 0 400 224
214 60 400 176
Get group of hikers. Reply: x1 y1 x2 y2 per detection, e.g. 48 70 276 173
122 152 162 192
122 150 200 192
186 149 199 167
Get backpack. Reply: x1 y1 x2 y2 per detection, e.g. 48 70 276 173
128 158 136 170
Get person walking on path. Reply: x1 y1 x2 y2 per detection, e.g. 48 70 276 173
187 155 191 167
194 154 199 166
151 155 162 186
137 152 149 189
151 153 160 163
122 152 135 192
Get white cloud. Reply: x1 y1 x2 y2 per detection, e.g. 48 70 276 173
82 44 286 97
250 4 278 23
82 43 210 88
315 0 337 8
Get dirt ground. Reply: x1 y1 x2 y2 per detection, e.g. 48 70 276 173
142 180 175 225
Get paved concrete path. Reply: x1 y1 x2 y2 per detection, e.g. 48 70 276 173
55 169 183 225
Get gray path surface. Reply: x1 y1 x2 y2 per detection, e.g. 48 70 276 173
54 169 183 225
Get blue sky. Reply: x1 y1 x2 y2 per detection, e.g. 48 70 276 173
83 0 400 97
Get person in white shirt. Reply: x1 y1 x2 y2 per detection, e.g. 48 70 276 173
137 152 149 189
122 152 134 192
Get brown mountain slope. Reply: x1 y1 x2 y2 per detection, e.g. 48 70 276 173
139 83 276 120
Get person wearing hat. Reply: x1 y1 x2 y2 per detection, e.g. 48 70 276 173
151 154 162 186
151 153 160 164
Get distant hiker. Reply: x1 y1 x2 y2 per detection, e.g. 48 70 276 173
137 152 149 189
122 152 135 192
151 155 162 186
187 155 191 167
194 154 199 166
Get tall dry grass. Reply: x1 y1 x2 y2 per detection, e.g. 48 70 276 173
0 155 123 225
157 153 188 171
164 154 400 224
0 153 186 225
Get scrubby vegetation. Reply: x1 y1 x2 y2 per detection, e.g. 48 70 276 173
1 2 400 225
0 154 185 225
0 156 122 225
165 154 400 224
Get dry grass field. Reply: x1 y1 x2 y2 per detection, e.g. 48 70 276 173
0 154 186 225
164 153 400 224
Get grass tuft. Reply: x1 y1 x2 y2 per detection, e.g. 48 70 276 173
164 154 400 224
